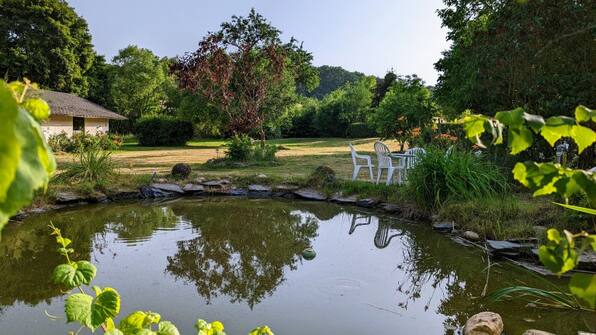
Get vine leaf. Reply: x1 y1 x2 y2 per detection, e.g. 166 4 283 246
249 326 274 335
157 321 180 335
65 287 120 331
105 330 125 335
0 83 21 215
119 310 162 334
569 273 596 309
575 105 596 123
537 229 578 275
22 97 50 121
570 125 596 153
52 261 97 288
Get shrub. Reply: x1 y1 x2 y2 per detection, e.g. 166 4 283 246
134 116 193 146
308 165 337 187
405 148 509 208
253 143 278 162
171 163 191 179
346 122 377 138
224 134 278 162
48 132 121 153
226 134 254 161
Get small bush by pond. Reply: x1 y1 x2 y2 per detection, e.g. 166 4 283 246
48 132 122 153
405 148 509 209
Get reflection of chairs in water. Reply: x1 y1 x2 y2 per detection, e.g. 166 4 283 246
349 214 372 234
374 220 404 249
349 214 404 249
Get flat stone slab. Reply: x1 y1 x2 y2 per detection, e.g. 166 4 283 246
150 183 184 194
380 203 400 213
227 188 248 196
273 184 300 192
432 222 455 232
331 193 358 204
107 189 140 200
183 183 204 193
248 184 272 192
202 180 229 187
293 188 327 201
487 240 527 251
55 191 86 204
139 186 173 198
356 198 377 208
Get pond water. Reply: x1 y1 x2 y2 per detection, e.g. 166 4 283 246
0 198 593 334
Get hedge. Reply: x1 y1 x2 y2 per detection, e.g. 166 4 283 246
134 116 194 146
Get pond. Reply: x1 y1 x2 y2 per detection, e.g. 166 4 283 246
0 198 593 334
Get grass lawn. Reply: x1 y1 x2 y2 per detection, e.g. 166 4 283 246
56 137 401 179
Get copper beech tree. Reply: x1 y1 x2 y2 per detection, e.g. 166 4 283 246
172 9 318 142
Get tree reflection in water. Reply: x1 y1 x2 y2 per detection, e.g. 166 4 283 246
166 199 319 308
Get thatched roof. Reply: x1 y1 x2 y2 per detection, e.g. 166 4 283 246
36 90 127 120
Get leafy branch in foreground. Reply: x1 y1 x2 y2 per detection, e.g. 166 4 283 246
48 224 274 335
0 79 56 232
458 105 596 310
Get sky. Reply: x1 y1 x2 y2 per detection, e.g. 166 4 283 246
68 0 450 85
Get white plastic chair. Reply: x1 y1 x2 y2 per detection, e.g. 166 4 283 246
396 147 426 183
374 141 398 185
349 143 374 181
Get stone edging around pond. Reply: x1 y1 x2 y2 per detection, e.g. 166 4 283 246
13 179 596 274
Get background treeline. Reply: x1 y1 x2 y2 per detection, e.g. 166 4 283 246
1 0 593 148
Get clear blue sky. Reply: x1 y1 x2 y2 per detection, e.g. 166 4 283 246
68 0 449 84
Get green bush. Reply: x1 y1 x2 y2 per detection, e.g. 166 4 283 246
405 148 509 208
225 134 278 162
226 134 254 161
253 143 278 162
346 122 377 138
48 132 121 153
134 116 193 146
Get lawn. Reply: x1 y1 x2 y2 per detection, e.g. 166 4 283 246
55 138 401 180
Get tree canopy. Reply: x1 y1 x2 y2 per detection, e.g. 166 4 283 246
173 9 318 141
372 75 435 147
0 0 95 95
434 0 595 118
110 45 172 122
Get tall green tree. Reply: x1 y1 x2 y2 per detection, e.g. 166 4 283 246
372 75 435 149
315 76 376 137
110 45 172 122
435 0 595 118
0 0 95 95
173 9 318 142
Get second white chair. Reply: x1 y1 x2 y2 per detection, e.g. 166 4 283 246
374 141 398 185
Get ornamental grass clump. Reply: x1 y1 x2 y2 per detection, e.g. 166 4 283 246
405 148 509 208
58 144 115 186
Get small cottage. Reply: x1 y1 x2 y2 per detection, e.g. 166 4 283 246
37 90 126 139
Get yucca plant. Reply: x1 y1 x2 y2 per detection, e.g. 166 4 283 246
58 143 115 185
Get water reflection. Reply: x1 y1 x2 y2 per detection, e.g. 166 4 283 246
165 199 318 308
0 198 594 335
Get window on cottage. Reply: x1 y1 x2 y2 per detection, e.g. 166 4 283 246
73 117 85 131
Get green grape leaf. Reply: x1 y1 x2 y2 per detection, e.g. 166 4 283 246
65 293 94 329
508 126 533 155
248 326 274 335
120 311 161 334
537 229 579 275
575 105 596 122
495 107 524 126
22 97 50 121
461 115 488 141
0 83 20 205
569 273 596 309
522 112 545 132
540 116 575 146
570 125 596 154
52 261 97 288
195 319 227 335
512 163 529 187
588 235 596 251
65 288 120 331
105 330 125 335
0 105 56 229
157 321 180 335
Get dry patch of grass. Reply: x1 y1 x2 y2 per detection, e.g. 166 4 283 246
56 138 400 179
